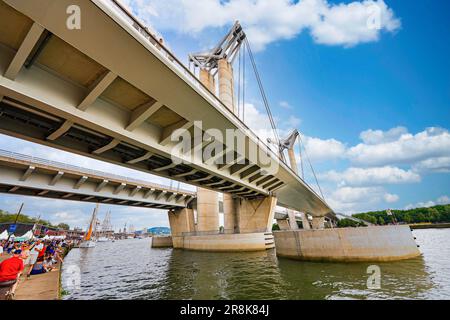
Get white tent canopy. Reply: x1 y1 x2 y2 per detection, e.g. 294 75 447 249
0 230 8 240
19 230 34 241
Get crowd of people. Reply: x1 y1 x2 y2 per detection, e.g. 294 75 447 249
0 238 70 300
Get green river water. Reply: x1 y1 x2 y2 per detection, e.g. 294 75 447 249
61 228 450 300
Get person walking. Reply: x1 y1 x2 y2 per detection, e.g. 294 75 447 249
27 240 43 278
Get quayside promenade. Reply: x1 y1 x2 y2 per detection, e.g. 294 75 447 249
0 254 61 300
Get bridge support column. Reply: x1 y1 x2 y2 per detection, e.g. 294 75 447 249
196 68 221 233
217 59 239 231
301 212 311 230
168 208 195 248
196 188 219 232
236 196 277 233
223 193 238 233
287 209 299 230
277 219 290 230
311 216 325 229
218 59 235 114
168 195 276 252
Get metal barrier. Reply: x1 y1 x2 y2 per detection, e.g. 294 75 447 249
181 228 269 236
0 149 194 195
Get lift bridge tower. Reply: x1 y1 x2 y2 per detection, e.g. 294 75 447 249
188 22 247 233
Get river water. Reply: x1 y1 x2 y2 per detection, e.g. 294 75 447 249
61 228 450 300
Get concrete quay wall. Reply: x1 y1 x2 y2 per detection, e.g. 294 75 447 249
151 236 173 248
274 225 421 262
172 232 274 252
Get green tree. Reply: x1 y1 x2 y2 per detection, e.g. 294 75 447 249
57 223 70 230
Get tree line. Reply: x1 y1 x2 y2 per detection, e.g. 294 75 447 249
0 209 70 230
351 204 450 226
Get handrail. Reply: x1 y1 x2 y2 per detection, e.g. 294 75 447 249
0 149 195 195
181 228 269 236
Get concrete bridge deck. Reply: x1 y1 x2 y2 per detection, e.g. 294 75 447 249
0 0 332 217
0 149 195 209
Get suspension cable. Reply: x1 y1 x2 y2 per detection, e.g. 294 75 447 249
242 41 246 123
297 135 305 180
237 46 241 118
244 38 280 146
298 133 325 201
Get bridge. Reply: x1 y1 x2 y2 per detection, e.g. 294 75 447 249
0 149 196 210
0 0 333 251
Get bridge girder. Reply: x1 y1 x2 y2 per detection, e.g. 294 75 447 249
0 0 332 217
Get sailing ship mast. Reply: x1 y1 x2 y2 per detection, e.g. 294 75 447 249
84 204 99 241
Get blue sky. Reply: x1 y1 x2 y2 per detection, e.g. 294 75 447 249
0 0 449 229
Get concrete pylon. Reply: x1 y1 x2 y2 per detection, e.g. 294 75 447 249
196 188 220 232
287 148 298 177
287 209 299 230
217 59 239 232
217 59 235 113
168 208 195 248
286 146 306 230
196 68 220 233
200 68 215 92
223 194 237 233
301 212 311 230
311 216 325 229
277 219 290 230
236 196 277 233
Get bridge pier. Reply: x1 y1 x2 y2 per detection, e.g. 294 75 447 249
167 196 276 251
223 193 238 233
196 188 219 233
276 219 290 230
311 216 325 229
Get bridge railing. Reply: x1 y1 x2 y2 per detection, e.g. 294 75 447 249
181 228 269 236
0 149 194 195
105 0 287 167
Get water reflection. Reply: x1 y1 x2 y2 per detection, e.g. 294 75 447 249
160 249 287 300
277 256 432 300
62 229 449 300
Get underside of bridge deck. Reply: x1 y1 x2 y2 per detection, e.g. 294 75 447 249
0 0 334 251
0 0 332 218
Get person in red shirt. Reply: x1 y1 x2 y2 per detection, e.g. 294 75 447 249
0 250 24 282
0 250 24 300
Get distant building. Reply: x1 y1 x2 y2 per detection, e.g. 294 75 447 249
65 228 85 240
147 227 170 235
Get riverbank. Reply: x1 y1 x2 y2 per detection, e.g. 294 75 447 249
0 244 73 300
0 254 61 300
410 223 450 230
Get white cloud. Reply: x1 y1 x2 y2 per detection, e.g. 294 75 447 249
412 156 450 173
383 193 399 203
286 115 302 128
325 186 398 213
310 0 400 47
359 126 408 145
348 127 450 167
319 166 421 186
437 196 450 204
279 101 293 109
302 136 347 162
118 0 401 50
404 195 450 210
